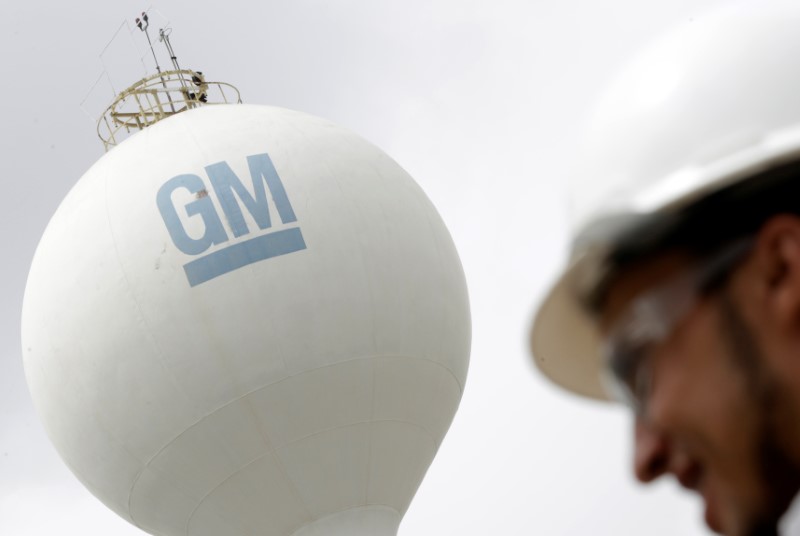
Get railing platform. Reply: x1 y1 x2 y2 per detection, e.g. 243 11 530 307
98 69 242 151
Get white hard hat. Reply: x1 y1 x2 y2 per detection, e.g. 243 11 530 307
531 1 800 400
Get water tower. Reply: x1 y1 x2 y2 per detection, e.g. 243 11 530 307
22 13 470 536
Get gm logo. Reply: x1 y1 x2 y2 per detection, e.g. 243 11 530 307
157 152 307 287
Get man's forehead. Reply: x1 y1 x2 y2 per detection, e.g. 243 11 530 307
600 251 696 332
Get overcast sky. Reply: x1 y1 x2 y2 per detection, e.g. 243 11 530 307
1 1 727 535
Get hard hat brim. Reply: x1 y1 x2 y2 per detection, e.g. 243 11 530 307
531 126 800 402
530 258 611 402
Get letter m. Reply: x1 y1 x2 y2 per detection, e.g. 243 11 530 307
205 152 298 238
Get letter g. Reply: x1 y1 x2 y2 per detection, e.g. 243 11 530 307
157 174 228 255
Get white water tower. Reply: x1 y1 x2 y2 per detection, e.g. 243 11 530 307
22 15 470 536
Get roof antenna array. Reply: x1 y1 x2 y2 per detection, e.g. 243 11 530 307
160 27 182 71
136 12 176 113
97 10 242 151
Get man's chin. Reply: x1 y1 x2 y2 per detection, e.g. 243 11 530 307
701 486 730 535
702 493 777 536
718 507 780 536
703 501 722 534
742 521 780 536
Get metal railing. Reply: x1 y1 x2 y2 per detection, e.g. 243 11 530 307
97 69 242 151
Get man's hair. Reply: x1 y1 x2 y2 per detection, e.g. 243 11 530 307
614 159 800 263
589 159 800 312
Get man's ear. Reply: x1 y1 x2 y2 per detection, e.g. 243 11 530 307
749 215 800 333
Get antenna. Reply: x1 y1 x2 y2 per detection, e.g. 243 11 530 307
135 11 176 113
159 27 191 96
160 27 182 72
95 13 243 151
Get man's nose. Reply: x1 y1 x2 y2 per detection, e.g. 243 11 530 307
633 418 671 483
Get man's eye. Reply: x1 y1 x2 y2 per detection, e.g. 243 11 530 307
632 351 653 407
608 337 654 409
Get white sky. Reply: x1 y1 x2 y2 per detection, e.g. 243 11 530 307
0 1 728 534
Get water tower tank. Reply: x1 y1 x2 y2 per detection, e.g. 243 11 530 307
21 39 470 536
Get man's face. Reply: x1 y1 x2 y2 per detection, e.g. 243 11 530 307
601 246 800 536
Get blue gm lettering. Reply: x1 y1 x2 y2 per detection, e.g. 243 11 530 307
157 152 307 287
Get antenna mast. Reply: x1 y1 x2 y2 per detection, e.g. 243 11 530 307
136 12 176 113
96 12 242 151
160 27 182 71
